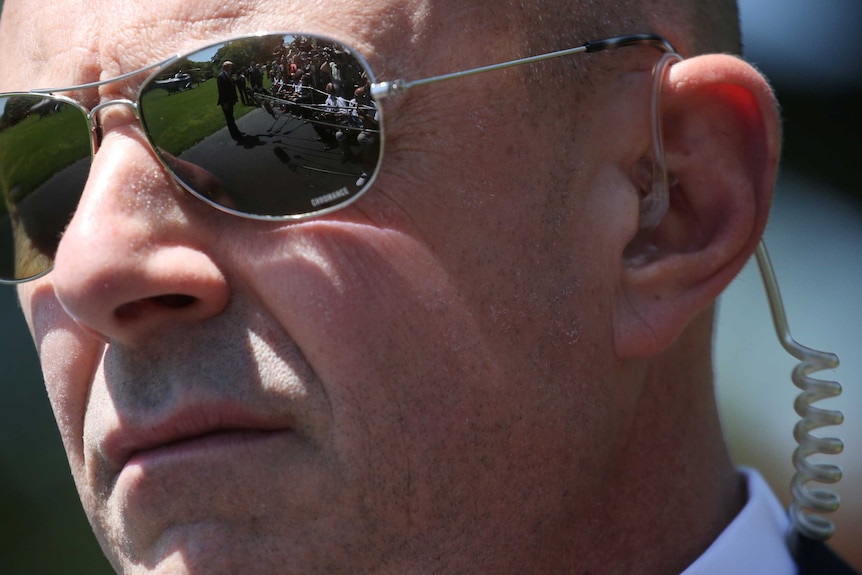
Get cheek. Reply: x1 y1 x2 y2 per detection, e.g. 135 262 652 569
237 221 606 540
243 221 505 503
19 281 104 479
248 220 502 421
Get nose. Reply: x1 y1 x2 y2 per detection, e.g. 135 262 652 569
50 106 230 343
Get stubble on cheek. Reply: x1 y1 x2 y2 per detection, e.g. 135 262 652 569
22 283 103 481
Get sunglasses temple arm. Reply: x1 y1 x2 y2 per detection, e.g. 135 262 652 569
370 45 589 100
30 60 168 94
370 33 675 100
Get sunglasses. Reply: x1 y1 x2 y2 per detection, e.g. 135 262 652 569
0 31 675 284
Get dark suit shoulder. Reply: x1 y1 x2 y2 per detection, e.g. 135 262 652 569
796 535 860 575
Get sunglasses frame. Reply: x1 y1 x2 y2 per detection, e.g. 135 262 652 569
0 31 677 284
29 33 387 222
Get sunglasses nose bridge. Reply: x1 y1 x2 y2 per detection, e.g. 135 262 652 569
88 98 139 147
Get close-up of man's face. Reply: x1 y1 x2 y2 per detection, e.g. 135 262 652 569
0 0 664 572
5 0 823 572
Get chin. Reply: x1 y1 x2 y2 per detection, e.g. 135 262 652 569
106 522 283 575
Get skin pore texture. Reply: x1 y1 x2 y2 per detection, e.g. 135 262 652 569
0 0 780 573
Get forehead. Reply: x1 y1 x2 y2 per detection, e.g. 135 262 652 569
0 0 449 92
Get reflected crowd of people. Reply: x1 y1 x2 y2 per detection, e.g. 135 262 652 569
230 37 380 184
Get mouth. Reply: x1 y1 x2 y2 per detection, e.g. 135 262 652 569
103 402 295 477
125 427 291 469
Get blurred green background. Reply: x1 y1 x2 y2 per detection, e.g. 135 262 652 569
1 0 861 573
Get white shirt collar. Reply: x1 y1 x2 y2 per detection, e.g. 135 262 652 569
680 467 797 575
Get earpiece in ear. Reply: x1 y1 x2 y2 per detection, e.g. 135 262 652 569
622 161 663 262
638 52 682 232
623 51 682 267
632 157 661 228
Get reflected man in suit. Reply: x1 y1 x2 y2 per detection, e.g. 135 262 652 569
216 60 244 142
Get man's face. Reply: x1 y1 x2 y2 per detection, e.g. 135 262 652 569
2 0 650 572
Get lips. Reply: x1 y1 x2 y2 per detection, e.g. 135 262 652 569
102 401 294 476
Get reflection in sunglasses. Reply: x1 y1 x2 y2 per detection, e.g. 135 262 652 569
0 98 90 281
140 34 380 218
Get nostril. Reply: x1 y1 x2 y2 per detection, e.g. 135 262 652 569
153 294 198 308
115 294 198 320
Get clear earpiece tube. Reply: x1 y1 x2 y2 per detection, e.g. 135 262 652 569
754 242 844 544
639 51 682 230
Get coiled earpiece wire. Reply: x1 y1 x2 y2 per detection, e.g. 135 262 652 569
755 243 844 547
644 52 845 547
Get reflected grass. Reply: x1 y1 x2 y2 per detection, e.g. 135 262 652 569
0 80 260 203
141 79 256 155
0 106 90 201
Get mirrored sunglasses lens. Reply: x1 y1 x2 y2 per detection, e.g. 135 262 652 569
0 95 91 282
140 33 381 219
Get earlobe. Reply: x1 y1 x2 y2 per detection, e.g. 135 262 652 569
614 54 782 358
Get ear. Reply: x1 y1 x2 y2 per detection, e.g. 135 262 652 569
614 54 781 358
